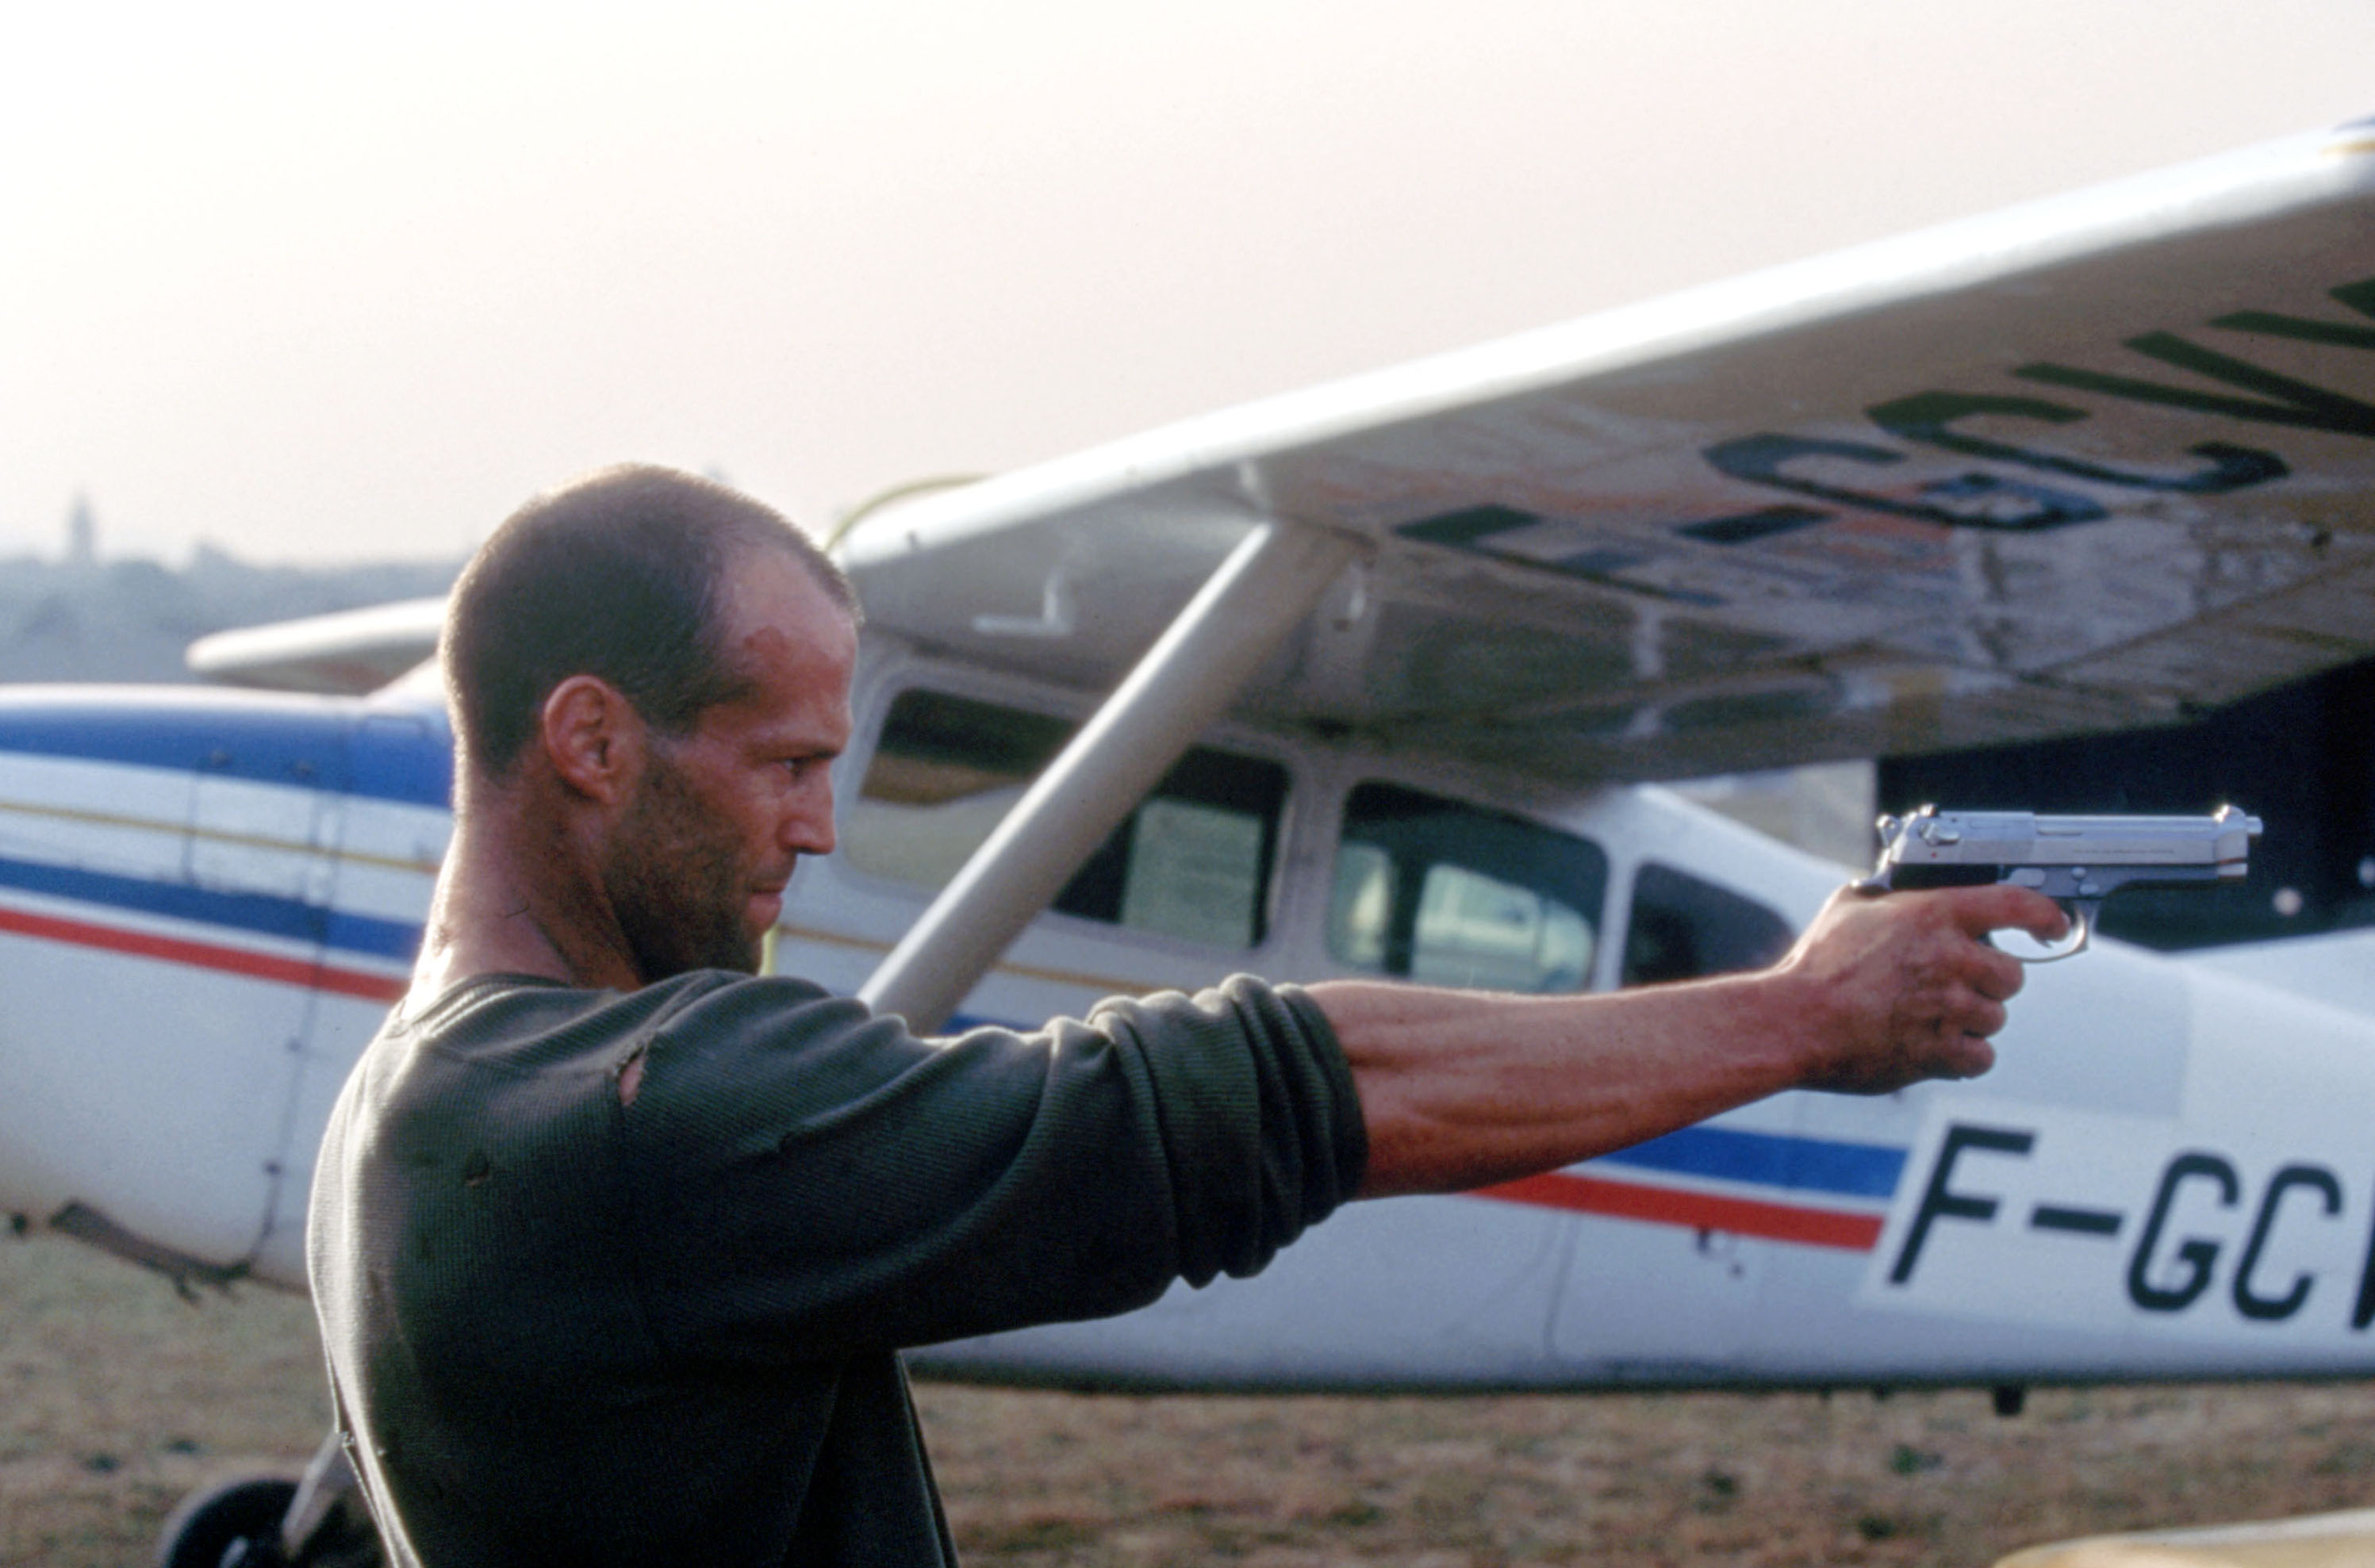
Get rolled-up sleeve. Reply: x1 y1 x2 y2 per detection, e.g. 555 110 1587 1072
621 974 1367 1363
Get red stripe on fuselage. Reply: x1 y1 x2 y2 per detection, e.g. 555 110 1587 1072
0 902 1890 1251
0 903 405 1003
1477 1170 1883 1252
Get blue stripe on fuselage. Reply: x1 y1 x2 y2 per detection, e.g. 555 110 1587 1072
0 688 452 809
0 854 423 963
1594 1123 1905 1198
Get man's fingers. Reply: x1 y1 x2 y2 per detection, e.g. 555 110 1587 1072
1936 1030 1996 1079
1791 882 2059 1095
1967 945 2026 1005
1942 883 2071 942
1958 995 2009 1039
1908 888 2030 1004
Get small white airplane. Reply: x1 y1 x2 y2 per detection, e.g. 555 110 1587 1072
3 115 2373 1566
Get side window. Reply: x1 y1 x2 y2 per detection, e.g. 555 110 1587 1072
1327 782 1606 993
1621 861 1794 987
842 689 1064 891
841 688 1287 949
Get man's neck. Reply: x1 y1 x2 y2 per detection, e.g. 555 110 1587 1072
408 772 645 1008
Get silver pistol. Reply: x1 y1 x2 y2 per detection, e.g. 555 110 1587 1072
1853 804 2262 960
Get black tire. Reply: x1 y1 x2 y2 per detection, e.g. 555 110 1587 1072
156 1475 297 1568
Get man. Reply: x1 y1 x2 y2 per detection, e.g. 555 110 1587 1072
310 465 2063 1566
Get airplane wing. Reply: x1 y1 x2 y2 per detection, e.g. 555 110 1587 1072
184 596 447 695
843 115 2375 1028
845 117 2375 783
168 121 2375 1029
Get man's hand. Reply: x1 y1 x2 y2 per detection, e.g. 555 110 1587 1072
1777 884 2069 1096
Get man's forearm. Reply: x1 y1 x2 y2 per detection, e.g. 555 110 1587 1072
1315 970 1817 1198
1321 882 2065 1200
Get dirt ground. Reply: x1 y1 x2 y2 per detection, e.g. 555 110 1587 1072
7 1227 2375 1567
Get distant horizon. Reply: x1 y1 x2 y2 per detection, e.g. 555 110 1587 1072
8 2 2373 564
2 514 468 572
0 535 458 689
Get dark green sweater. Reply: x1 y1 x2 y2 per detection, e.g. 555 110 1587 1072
307 972 1364 1566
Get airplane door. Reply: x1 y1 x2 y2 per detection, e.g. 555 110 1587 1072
160 732 347 1268
1548 859 1801 1377
1550 1190 1769 1374
249 709 447 1286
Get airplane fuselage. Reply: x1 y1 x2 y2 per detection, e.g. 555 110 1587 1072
5 634 2375 1394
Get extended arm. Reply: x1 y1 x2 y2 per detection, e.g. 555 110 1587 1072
1320 883 2065 1199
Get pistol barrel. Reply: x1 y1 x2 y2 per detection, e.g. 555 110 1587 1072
1873 806 2260 874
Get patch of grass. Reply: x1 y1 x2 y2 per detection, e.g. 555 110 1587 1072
2313 1442 2375 1476
1889 1443 1945 1475
964 1515 1102 1554
16 1231 2375 1566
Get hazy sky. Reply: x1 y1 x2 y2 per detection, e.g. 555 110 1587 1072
6 2 2373 564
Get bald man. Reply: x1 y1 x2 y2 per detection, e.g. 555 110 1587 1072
309 464 2063 1567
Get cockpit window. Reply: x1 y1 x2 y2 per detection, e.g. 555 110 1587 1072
842 688 1287 949
1326 782 1606 992
1620 861 1794 987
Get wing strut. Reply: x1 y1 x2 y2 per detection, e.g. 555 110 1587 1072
857 519 1360 1033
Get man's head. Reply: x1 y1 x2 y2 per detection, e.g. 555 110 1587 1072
443 466 860 980
444 464 855 779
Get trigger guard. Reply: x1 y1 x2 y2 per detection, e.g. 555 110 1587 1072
1993 902 2091 964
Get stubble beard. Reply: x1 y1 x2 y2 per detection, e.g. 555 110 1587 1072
606 748 763 980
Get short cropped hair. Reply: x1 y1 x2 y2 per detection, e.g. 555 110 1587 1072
443 465 857 776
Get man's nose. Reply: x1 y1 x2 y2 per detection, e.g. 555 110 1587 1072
787 780 836 856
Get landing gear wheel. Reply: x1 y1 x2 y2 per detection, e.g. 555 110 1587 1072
156 1475 297 1568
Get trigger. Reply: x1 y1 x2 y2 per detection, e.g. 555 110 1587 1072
1999 899 2093 964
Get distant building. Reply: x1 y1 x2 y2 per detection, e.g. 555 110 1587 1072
65 494 96 567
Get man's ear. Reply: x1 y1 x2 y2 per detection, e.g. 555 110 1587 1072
539 675 646 803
